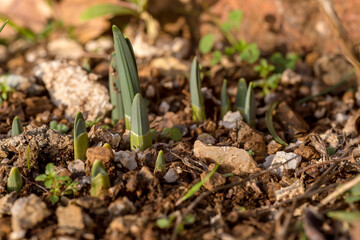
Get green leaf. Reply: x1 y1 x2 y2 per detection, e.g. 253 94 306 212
80 4 137 21
327 211 360 223
234 78 247 115
91 160 108 178
190 57 206 121
156 218 172 229
228 10 243 27
244 82 256 128
184 215 195 225
345 195 360 203
49 194 59 204
45 163 55 175
74 112 86 140
170 127 182 141
91 172 111 197
220 79 231 119
74 132 89 160
326 147 336 156
109 54 124 123
44 179 53 188
56 124 69 133
11 117 23 137
49 120 58 130
265 101 288 146
199 34 214 54
220 22 232 32
35 174 48 182
7 167 23 193
112 25 141 129
0 19 8 33
210 50 222 65
154 150 166 174
240 43 260 64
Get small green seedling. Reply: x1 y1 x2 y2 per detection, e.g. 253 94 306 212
91 160 111 197
220 79 231 119
265 101 288 146
0 82 14 104
112 25 141 129
160 127 182 142
11 116 23 136
244 82 256 128
7 167 23 193
0 19 8 33
254 59 275 79
49 120 69 133
109 53 124 123
234 78 247 115
176 163 220 206
154 150 165 174
190 57 206 122
35 163 78 203
74 112 89 160
270 52 299 73
130 93 152 151
156 214 195 233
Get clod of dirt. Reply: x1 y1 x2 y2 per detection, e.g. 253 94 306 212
108 197 136 218
11 194 49 232
275 179 303 202
105 215 144 239
194 140 258 174
201 170 226 191
219 111 243 129
237 120 267 162
294 145 320 160
163 168 179 183
275 101 309 137
56 204 85 231
25 96 53 116
0 193 17 216
114 151 137 170
264 151 302 177
151 56 189 78
86 147 114 176
0 125 73 169
88 125 122 149
33 61 112 121
267 140 284 155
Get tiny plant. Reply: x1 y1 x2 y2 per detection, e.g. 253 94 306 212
49 120 69 133
154 150 165 174
234 78 247 115
190 57 206 122
11 116 23 136
109 53 124 124
220 79 231 119
91 160 111 197
244 82 256 128
74 112 89 160
35 163 78 203
0 82 14 104
270 52 299 73
112 25 141 130
265 101 288 146
130 93 152 151
160 127 182 142
7 167 23 193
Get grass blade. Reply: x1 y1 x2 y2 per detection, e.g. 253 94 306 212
265 101 288 146
234 78 247 115
0 19 8 33
220 79 231 119
190 57 206 121
244 82 256 128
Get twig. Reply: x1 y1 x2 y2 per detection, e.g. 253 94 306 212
21 174 48 193
318 174 360 208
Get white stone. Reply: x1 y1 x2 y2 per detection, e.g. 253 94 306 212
264 151 301 177
164 168 179 183
219 111 242 129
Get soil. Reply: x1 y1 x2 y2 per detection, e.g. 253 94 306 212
1 1 360 240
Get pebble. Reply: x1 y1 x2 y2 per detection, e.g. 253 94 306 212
194 140 258 174
197 133 216 145
114 150 137 170
68 160 85 174
159 101 170 113
47 38 84 59
56 204 85 230
108 197 136 217
219 111 242 129
264 151 302 177
163 168 179 183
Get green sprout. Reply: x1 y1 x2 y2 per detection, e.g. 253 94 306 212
154 150 165 174
160 127 182 142
244 82 256 128
0 82 14 104
0 19 8 33
35 163 78 204
112 25 141 129
220 79 231 119
74 112 89 160
190 57 206 122
11 116 23 137
91 160 111 197
109 53 124 124
7 167 23 193
130 93 152 151
49 120 69 133
234 78 247 115
265 101 288 146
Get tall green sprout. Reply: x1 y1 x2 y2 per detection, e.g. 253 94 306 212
74 112 89 160
109 53 124 123
190 57 206 121
244 82 256 128
220 79 231 119
130 93 152 151
235 78 247 116
91 160 111 197
112 25 141 129
11 116 23 136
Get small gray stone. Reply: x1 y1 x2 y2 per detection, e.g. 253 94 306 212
264 151 301 177
159 101 170 113
114 150 137 170
108 197 136 217
68 160 85 173
163 168 179 183
197 133 216 145
219 111 242 129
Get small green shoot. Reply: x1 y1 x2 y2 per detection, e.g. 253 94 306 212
220 79 231 119
344 182 360 203
270 52 299 73
244 82 256 128
190 57 206 122
234 78 247 115
254 59 275 79
35 163 78 203
176 163 220 206
327 211 360 223
0 19 8 33
109 53 124 123
49 120 69 133
74 112 89 160
0 82 14 104
130 93 152 151
85 117 101 128
265 101 288 146
199 34 214 54
156 215 176 229
80 3 137 21
91 160 111 197
7 167 23 193
161 127 182 142
154 150 166 174
11 116 23 137
112 25 141 129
